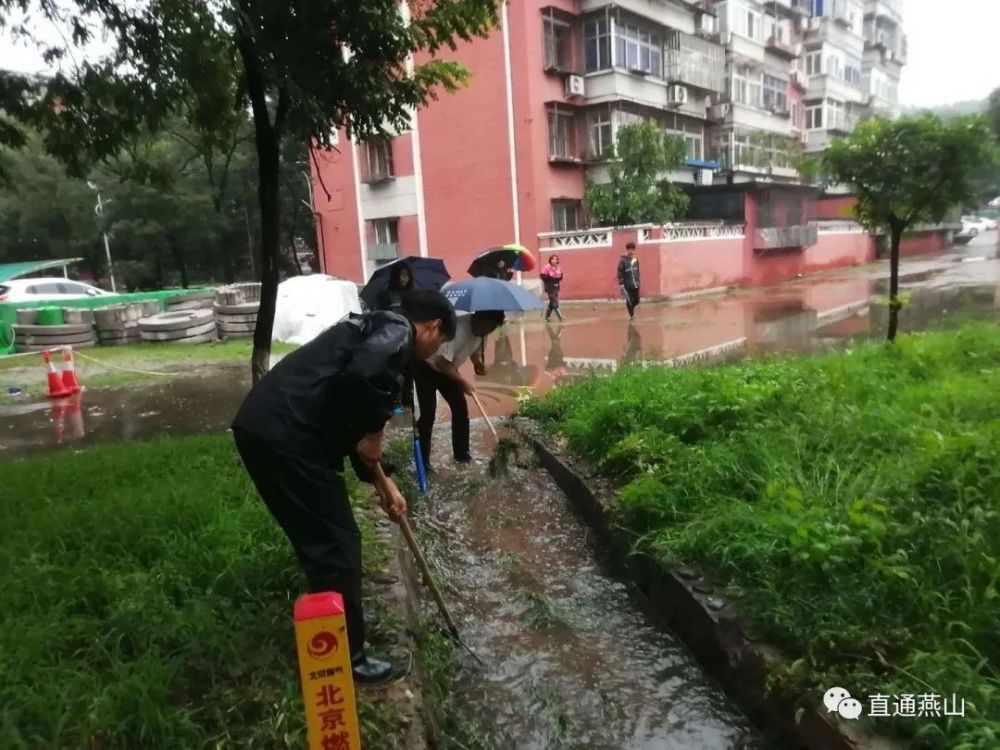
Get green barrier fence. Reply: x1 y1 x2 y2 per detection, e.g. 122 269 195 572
0 288 213 355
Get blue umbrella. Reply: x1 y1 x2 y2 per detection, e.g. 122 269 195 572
442 277 544 313
360 257 450 309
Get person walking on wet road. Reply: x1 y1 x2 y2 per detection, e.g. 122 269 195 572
618 242 641 319
414 310 505 469
231 291 456 686
540 255 564 322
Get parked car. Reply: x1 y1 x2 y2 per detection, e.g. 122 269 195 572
961 215 997 232
0 277 112 303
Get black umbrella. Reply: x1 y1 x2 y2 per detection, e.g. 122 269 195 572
360 257 450 310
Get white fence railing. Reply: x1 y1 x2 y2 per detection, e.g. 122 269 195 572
816 221 865 234
639 223 746 243
537 228 613 250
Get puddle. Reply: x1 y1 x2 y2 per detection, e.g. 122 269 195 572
2 247 998 459
413 426 763 749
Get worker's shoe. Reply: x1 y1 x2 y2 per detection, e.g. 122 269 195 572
454 453 473 464
351 653 394 685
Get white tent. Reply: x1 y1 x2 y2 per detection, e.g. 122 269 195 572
272 275 361 346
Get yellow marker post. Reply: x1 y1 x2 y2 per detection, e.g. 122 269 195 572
294 592 362 750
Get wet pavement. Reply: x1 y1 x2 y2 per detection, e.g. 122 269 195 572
1 234 997 459
410 425 762 749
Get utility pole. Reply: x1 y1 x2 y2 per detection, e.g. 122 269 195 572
88 183 118 293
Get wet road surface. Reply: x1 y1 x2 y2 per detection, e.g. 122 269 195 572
2 235 998 459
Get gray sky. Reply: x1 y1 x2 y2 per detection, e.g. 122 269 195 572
2 2 999 108
899 0 1000 107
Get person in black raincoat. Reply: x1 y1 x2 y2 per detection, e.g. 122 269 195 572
617 242 641 319
232 290 457 684
375 261 414 314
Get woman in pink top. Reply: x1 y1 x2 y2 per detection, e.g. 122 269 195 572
540 255 564 322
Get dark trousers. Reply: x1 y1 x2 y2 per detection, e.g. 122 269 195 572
623 286 641 318
545 288 561 319
233 428 366 658
413 362 469 466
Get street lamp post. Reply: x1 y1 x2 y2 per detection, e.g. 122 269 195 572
88 182 118 293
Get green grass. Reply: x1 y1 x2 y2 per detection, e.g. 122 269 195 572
0 435 403 749
523 322 1000 749
0 340 298 374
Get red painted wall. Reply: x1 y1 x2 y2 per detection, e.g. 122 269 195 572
660 240 746 294
311 136 363 280
900 230 950 257
816 195 858 220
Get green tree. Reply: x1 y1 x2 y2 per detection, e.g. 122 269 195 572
18 0 499 380
824 114 996 341
585 121 689 227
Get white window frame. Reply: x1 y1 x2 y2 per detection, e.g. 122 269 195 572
543 15 570 70
584 18 611 72
551 200 582 232
806 104 823 130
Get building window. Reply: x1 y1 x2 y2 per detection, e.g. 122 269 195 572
730 65 761 108
806 51 822 76
762 74 788 113
547 106 577 159
552 200 582 232
615 23 662 76
364 140 394 181
721 0 764 42
587 108 613 158
369 219 399 261
584 19 611 72
665 115 703 161
806 104 823 130
543 15 570 71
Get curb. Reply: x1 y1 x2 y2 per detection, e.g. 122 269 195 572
516 422 900 750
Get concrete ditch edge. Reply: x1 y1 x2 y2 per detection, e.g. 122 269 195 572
517 421 900 750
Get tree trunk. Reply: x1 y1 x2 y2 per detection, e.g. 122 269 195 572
887 226 903 342
251 135 281 383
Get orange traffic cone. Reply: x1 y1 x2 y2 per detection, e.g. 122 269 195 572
61 347 83 394
42 350 72 399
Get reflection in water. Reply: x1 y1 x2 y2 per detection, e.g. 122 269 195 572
622 322 642 364
418 425 760 749
2 264 998 459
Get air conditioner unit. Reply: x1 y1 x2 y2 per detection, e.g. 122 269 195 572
667 85 689 107
696 169 714 186
709 102 731 120
565 74 585 98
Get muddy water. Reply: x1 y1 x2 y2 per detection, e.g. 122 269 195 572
2 241 998 459
412 425 761 749
0 367 249 458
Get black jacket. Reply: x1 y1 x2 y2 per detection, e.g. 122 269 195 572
232 311 412 477
617 255 640 289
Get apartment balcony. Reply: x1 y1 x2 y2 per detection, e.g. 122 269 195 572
585 69 710 119
806 74 868 105
666 31 726 94
580 0 697 34
765 35 802 60
367 243 399 261
764 0 811 17
828 112 860 134
868 0 904 25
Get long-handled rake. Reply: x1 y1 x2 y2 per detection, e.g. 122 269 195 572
374 462 482 665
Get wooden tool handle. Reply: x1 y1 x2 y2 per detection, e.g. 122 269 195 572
470 391 499 439
373 463 459 635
